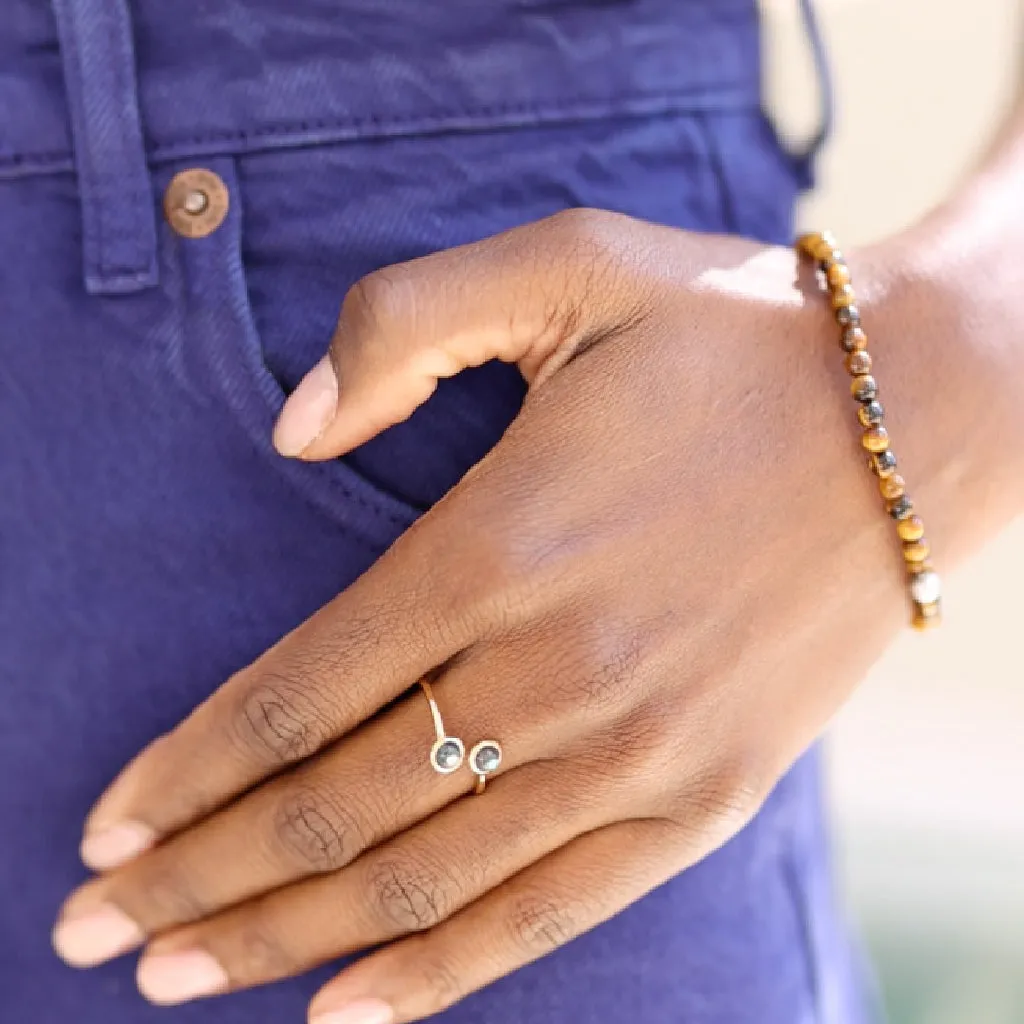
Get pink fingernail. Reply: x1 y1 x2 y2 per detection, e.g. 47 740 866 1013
80 821 156 870
310 997 395 1024
137 948 229 1005
52 903 143 967
273 355 339 457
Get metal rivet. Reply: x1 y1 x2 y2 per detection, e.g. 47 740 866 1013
182 190 209 216
164 169 229 239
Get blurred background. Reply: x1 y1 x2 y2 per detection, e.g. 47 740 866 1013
762 1 1024 1021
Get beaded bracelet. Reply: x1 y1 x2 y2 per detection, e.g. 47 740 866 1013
796 231 942 631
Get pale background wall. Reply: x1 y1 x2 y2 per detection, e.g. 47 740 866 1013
759 1 1024 1020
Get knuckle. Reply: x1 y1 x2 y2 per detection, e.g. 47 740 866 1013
544 207 653 352
365 854 452 933
117 864 208 930
548 618 664 716
343 267 411 340
411 508 546 634
549 209 620 287
232 911 299 980
506 892 577 957
420 955 467 1016
398 939 467 1017
270 784 361 873
232 675 334 767
547 206 618 251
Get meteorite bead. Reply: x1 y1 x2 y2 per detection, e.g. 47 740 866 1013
887 495 915 520
841 327 868 353
870 450 898 477
858 401 885 428
836 304 860 328
851 374 878 403
846 350 873 376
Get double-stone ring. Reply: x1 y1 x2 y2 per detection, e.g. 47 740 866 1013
419 677 502 793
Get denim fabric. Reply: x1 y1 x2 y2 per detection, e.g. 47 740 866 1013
0 1 874 1022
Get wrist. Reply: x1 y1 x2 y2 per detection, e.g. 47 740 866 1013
852 225 1024 572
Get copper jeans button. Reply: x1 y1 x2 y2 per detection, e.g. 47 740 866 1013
164 168 230 238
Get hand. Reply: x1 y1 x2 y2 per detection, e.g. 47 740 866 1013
53 210 913 1023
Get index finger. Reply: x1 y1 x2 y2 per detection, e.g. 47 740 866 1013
80 522 471 871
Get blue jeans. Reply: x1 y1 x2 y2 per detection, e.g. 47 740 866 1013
0 1 872 1021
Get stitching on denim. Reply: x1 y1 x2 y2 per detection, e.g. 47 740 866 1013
53 0 101 279
147 87 742 147
0 149 72 167
100 1 130 276
0 84 759 172
86 268 155 282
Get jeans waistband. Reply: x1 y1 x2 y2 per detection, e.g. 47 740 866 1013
2 0 767 180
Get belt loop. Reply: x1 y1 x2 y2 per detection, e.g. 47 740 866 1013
52 0 158 295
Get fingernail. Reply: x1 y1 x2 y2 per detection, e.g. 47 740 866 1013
310 998 395 1024
52 903 143 967
273 355 338 457
80 821 156 871
137 948 229 1005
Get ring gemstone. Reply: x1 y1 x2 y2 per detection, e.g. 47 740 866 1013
471 742 502 775
432 738 464 773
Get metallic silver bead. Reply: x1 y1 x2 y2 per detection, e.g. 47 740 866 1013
910 571 942 606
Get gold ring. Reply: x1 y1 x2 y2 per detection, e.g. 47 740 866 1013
419 678 465 775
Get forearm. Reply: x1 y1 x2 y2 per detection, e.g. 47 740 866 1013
859 95 1024 574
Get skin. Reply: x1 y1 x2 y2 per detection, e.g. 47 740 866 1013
52 97 1024 1024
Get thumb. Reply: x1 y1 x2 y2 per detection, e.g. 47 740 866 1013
272 210 640 460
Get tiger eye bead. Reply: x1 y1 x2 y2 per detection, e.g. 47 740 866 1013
879 474 906 501
887 495 915 520
851 374 878 403
836 305 861 328
846 350 872 376
812 231 838 259
912 603 942 630
841 327 868 353
862 426 890 453
903 538 930 563
797 232 830 259
831 284 856 309
870 450 898 477
826 263 851 288
897 514 925 542
858 400 885 427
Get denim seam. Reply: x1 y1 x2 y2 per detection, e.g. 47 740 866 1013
209 155 420 536
781 848 825 1024
0 85 760 176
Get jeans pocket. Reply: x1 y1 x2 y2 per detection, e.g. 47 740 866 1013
159 156 421 551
